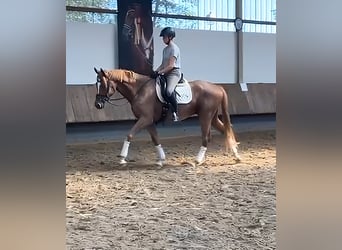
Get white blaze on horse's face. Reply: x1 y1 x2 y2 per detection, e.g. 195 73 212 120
97 76 108 96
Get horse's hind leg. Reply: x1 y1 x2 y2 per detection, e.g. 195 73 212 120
146 125 166 167
211 112 225 134
195 114 213 165
212 112 241 161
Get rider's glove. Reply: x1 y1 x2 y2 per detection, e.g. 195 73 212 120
150 71 159 79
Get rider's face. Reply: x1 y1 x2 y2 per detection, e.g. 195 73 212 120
162 36 171 44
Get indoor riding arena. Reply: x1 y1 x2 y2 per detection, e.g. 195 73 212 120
66 0 276 249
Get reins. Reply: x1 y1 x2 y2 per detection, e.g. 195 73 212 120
95 81 128 107
105 95 128 106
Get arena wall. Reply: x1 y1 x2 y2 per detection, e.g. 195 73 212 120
66 83 275 123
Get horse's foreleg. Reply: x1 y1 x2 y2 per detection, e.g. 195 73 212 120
119 118 151 164
146 125 165 167
196 146 207 166
119 140 131 164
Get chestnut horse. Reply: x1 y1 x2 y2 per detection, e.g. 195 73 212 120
94 68 241 166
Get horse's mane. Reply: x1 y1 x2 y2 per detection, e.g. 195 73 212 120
107 69 136 83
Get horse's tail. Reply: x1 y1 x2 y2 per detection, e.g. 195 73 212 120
221 88 240 155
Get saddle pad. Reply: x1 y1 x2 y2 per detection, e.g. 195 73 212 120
156 79 192 104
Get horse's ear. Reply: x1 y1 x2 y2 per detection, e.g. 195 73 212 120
94 67 99 74
100 68 109 78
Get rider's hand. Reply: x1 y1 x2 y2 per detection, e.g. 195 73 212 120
150 71 159 79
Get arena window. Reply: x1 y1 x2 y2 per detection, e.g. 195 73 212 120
66 0 118 24
65 0 276 33
242 0 276 33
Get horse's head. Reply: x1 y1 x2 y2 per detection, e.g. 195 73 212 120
94 67 117 109
122 9 136 41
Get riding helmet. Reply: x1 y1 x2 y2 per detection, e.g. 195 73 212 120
160 27 176 38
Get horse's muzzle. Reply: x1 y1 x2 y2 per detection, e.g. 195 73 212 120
95 95 106 109
95 101 104 109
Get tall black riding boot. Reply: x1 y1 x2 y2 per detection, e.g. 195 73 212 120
167 93 179 122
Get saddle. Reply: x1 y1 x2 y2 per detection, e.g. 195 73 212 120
156 74 192 104
155 74 192 124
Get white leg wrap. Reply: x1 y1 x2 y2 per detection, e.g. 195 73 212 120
196 146 207 164
155 144 166 161
120 140 130 158
232 146 241 161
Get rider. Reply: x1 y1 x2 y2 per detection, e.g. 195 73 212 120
152 27 181 122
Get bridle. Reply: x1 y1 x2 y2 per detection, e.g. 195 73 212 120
95 76 127 107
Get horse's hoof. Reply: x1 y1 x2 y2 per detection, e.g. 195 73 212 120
195 159 205 166
155 160 164 167
235 154 242 162
119 158 127 165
